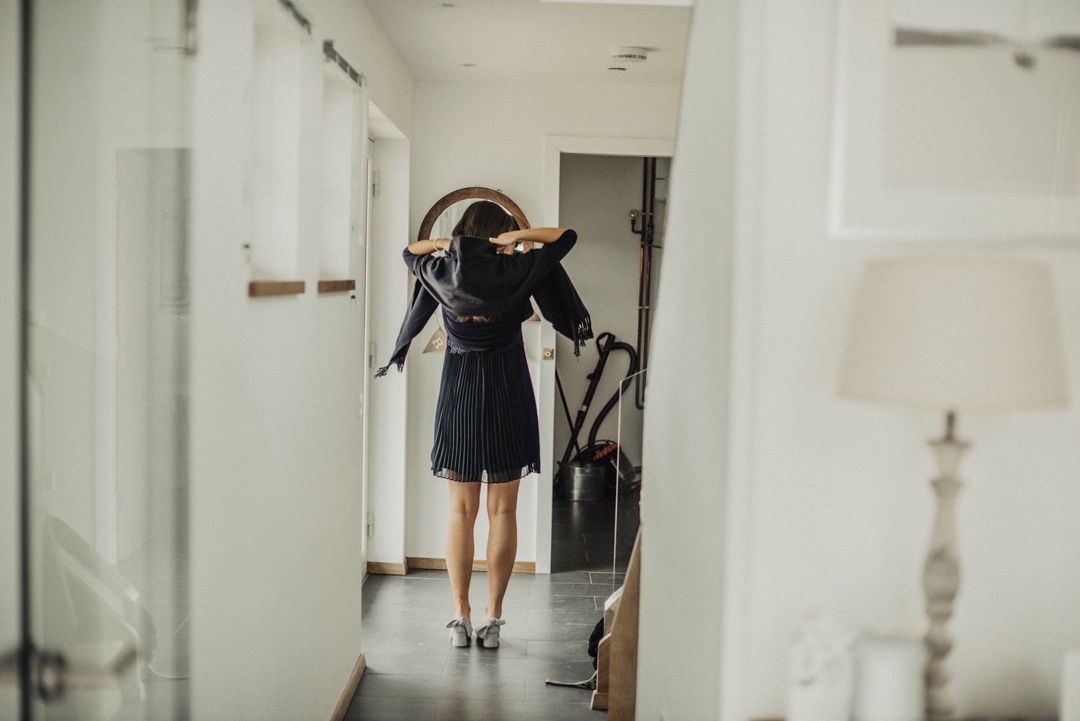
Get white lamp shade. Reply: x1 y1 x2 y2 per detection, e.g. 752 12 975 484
840 257 1069 412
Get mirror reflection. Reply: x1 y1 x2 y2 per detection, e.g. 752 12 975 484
431 198 473 240
418 186 532 242
428 197 527 243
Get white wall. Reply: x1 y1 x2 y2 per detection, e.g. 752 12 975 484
411 80 682 234
555 152 670 470
0 0 20 716
637 0 1080 719
317 0 413 139
403 80 681 563
732 0 1080 716
188 0 412 718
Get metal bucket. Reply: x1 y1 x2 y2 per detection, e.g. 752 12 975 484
560 461 607 501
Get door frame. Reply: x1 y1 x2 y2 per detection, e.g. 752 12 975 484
362 101 411 573
3 0 28 714
536 135 676 574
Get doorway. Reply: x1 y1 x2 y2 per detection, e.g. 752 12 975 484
549 150 670 580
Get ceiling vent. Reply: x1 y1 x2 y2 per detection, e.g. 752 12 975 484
611 47 648 63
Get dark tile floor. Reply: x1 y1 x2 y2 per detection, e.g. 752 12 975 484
345 490 640 721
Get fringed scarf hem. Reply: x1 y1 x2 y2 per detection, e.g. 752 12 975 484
374 357 406 378
573 316 594 357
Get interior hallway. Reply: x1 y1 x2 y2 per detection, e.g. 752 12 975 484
346 491 640 720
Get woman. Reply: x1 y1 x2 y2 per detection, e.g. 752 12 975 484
378 200 591 649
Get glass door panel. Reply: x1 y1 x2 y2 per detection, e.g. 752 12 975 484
613 369 645 577
21 0 193 717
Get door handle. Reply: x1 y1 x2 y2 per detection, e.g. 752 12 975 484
0 644 138 701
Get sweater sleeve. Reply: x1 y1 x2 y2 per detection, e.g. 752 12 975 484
519 229 577 288
402 245 419 273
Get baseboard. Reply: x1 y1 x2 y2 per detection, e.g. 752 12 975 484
329 653 366 721
406 556 536 574
367 560 408 575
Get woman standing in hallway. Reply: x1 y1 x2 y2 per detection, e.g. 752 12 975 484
378 200 591 648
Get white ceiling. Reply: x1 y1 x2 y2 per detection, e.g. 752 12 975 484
362 0 693 85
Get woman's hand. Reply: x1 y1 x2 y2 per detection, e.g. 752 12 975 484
490 231 519 246
491 232 520 255
490 233 535 254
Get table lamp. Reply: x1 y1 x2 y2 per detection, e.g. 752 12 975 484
839 256 1069 721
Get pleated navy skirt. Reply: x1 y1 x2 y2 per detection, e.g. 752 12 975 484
431 340 541 483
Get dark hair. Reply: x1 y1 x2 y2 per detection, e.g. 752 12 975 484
452 200 519 239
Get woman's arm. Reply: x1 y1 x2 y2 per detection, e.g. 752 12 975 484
407 238 451 255
491 227 570 246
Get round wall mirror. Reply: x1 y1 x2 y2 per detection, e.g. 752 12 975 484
417 186 530 241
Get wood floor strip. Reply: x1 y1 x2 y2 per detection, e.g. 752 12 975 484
405 556 535 574
329 653 366 721
366 561 408 576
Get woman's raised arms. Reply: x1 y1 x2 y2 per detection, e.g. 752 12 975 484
490 227 570 247
407 238 452 255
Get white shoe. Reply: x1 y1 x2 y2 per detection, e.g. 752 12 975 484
446 616 473 648
474 618 505 649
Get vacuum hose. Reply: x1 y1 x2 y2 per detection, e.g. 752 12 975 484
556 332 640 476
584 334 639 450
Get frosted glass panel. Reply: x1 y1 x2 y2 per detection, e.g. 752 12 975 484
25 0 192 717
613 370 644 575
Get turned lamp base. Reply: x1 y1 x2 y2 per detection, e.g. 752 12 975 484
923 410 969 721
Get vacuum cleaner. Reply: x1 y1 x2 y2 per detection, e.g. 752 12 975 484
555 332 641 500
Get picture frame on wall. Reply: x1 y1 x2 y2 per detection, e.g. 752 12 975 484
827 0 1080 243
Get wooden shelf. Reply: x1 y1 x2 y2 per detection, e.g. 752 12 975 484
248 281 305 298
317 279 357 294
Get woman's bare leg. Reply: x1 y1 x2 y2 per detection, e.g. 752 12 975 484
446 480 482 618
485 479 520 618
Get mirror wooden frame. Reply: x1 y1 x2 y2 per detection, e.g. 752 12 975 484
417 186 531 241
